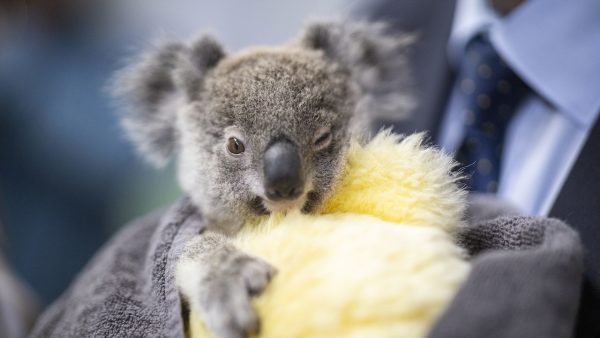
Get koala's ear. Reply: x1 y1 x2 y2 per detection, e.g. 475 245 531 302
111 36 225 167
300 21 415 121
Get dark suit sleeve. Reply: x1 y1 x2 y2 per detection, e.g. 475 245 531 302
350 0 456 140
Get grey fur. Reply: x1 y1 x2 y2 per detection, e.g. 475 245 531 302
177 232 276 338
111 21 412 338
300 21 415 126
111 37 226 167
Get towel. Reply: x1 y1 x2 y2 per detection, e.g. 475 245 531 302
29 194 583 338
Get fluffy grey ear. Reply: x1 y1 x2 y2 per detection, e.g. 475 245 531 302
300 21 415 121
111 36 225 167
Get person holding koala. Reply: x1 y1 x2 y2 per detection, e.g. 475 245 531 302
354 0 600 336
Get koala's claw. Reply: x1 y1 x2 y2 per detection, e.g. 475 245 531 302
201 255 276 338
243 257 276 296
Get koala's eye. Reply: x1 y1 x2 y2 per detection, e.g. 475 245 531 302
313 128 333 151
227 137 245 154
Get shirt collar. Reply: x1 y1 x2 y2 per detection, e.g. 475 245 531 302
489 0 600 127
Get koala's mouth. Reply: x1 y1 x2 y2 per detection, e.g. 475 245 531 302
249 191 321 215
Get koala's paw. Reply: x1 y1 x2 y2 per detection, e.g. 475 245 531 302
201 254 276 338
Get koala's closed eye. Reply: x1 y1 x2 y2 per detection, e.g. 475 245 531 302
313 127 333 151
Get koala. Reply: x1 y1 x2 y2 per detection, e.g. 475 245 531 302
112 21 411 338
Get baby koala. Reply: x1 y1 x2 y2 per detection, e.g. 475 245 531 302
113 21 411 338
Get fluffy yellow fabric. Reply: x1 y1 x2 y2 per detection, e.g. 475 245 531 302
188 132 470 338
320 132 466 232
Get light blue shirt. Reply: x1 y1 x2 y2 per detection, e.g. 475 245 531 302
439 0 600 216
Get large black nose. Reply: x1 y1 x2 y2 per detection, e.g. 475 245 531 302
263 140 304 201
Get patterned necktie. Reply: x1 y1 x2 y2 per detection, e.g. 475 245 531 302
455 34 529 192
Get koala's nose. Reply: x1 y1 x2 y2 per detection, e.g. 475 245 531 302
263 140 304 201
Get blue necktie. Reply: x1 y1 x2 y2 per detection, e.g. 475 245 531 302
455 34 529 192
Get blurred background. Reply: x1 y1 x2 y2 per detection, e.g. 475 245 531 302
0 0 362 307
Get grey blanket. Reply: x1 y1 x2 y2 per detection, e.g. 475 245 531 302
29 195 583 338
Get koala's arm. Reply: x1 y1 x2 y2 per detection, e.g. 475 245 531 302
176 231 276 338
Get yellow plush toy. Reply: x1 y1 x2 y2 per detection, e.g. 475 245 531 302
188 131 470 338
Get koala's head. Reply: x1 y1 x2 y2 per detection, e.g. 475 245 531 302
112 21 412 229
